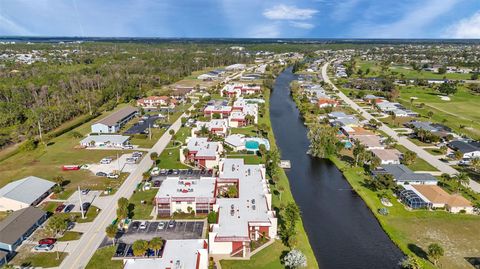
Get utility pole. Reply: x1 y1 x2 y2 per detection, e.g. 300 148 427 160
78 186 85 219
149 123 152 140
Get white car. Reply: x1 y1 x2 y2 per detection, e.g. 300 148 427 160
139 221 147 230
151 167 160 176
107 173 119 179
157 222 166 230
100 158 112 164
123 145 134 149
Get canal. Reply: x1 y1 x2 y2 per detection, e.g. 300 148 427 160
269 67 403 268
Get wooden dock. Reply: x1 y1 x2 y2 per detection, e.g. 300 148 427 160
279 160 291 169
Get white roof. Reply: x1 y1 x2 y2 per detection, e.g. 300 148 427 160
225 134 245 148
196 119 228 130
80 135 130 144
0 176 55 205
186 137 220 157
124 239 208 269
156 177 216 198
212 159 273 238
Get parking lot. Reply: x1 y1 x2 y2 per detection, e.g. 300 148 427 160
64 190 100 213
86 153 141 175
124 115 171 135
118 220 205 244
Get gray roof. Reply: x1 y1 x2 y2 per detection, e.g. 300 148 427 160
0 207 45 245
449 140 480 154
373 164 438 183
95 106 138 126
0 176 55 205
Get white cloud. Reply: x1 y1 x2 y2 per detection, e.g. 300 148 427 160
263 4 317 20
290 21 315 29
353 0 459 38
445 11 480 38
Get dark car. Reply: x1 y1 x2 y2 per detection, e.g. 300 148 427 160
82 202 91 212
200 169 206 175
154 181 161 187
81 189 90 195
115 243 127 256
187 169 193 175
96 172 107 177
207 169 213 176
167 169 173 175
131 221 140 230
126 246 134 257
64 204 74 213
55 204 66 213
38 238 56 245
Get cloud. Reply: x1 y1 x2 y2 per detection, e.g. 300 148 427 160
353 0 460 38
445 11 480 38
263 4 317 20
331 0 360 21
290 21 315 29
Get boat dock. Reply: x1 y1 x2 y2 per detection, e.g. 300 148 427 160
279 160 291 169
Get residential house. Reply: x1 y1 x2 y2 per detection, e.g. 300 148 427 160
91 106 138 133
448 140 480 159
405 185 473 214
0 207 47 254
124 239 208 269
80 135 131 148
192 119 229 137
209 159 277 258
373 164 438 185
180 138 223 169
0 176 55 211
370 149 402 164
136 96 175 109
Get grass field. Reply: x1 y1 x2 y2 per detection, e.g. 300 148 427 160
86 246 123 269
129 188 157 220
58 231 83 241
226 154 264 165
358 61 472 80
394 144 438 172
331 156 480 269
0 105 134 193
221 88 319 269
397 85 480 139
12 252 68 268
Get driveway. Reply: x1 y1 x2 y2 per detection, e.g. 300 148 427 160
86 153 140 175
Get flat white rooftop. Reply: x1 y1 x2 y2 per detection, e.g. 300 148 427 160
156 177 216 198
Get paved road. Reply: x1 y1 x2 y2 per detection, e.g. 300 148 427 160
59 109 189 269
321 61 480 193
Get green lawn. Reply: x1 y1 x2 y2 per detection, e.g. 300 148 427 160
425 148 444 156
129 188 157 220
157 127 191 169
129 128 166 148
58 231 83 241
358 61 472 80
86 246 123 269
230 126 257 136
0 105 134 193
221 241 286 269
226 154 264 165
12 252 68 268
395 145 438 172
331 156 480 269
397 85 480 139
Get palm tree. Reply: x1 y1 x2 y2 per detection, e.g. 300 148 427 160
427 243 444 266
471 157 480 172
148 237 164 256
454 172 470 192
106 224 118 245
132 240 149 256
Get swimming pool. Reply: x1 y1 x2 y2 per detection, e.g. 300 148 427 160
245 140 260 150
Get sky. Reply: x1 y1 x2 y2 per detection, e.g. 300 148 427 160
1 0 480 38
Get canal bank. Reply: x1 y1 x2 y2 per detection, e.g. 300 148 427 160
270 67 403 268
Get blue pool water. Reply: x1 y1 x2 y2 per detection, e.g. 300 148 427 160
245 140 260 150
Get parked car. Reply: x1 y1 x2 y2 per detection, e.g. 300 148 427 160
35 244 53 251
132 151 143 157
126 158 136 163
168 220 176 228
38 238 56 245
64 204 74 213
81 189 90 195
187 169 193 175
67 222 75 230
55 204 66 213
153 180 161 187
173 169 179 175
151 167 160 176
139 221 147 230
82 202 91 212
123 145 134 149
131 221 140 230
115 243 127 256
96 172 107 177
107 173 119 179
100 158 112 164
160 169 167 176
158 222 166 230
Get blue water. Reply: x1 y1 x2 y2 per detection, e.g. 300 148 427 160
245 140 260 150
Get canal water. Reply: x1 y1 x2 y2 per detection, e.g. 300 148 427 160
270 67 403 268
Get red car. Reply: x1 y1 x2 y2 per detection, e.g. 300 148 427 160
38 238 56 245
55 204 66 213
